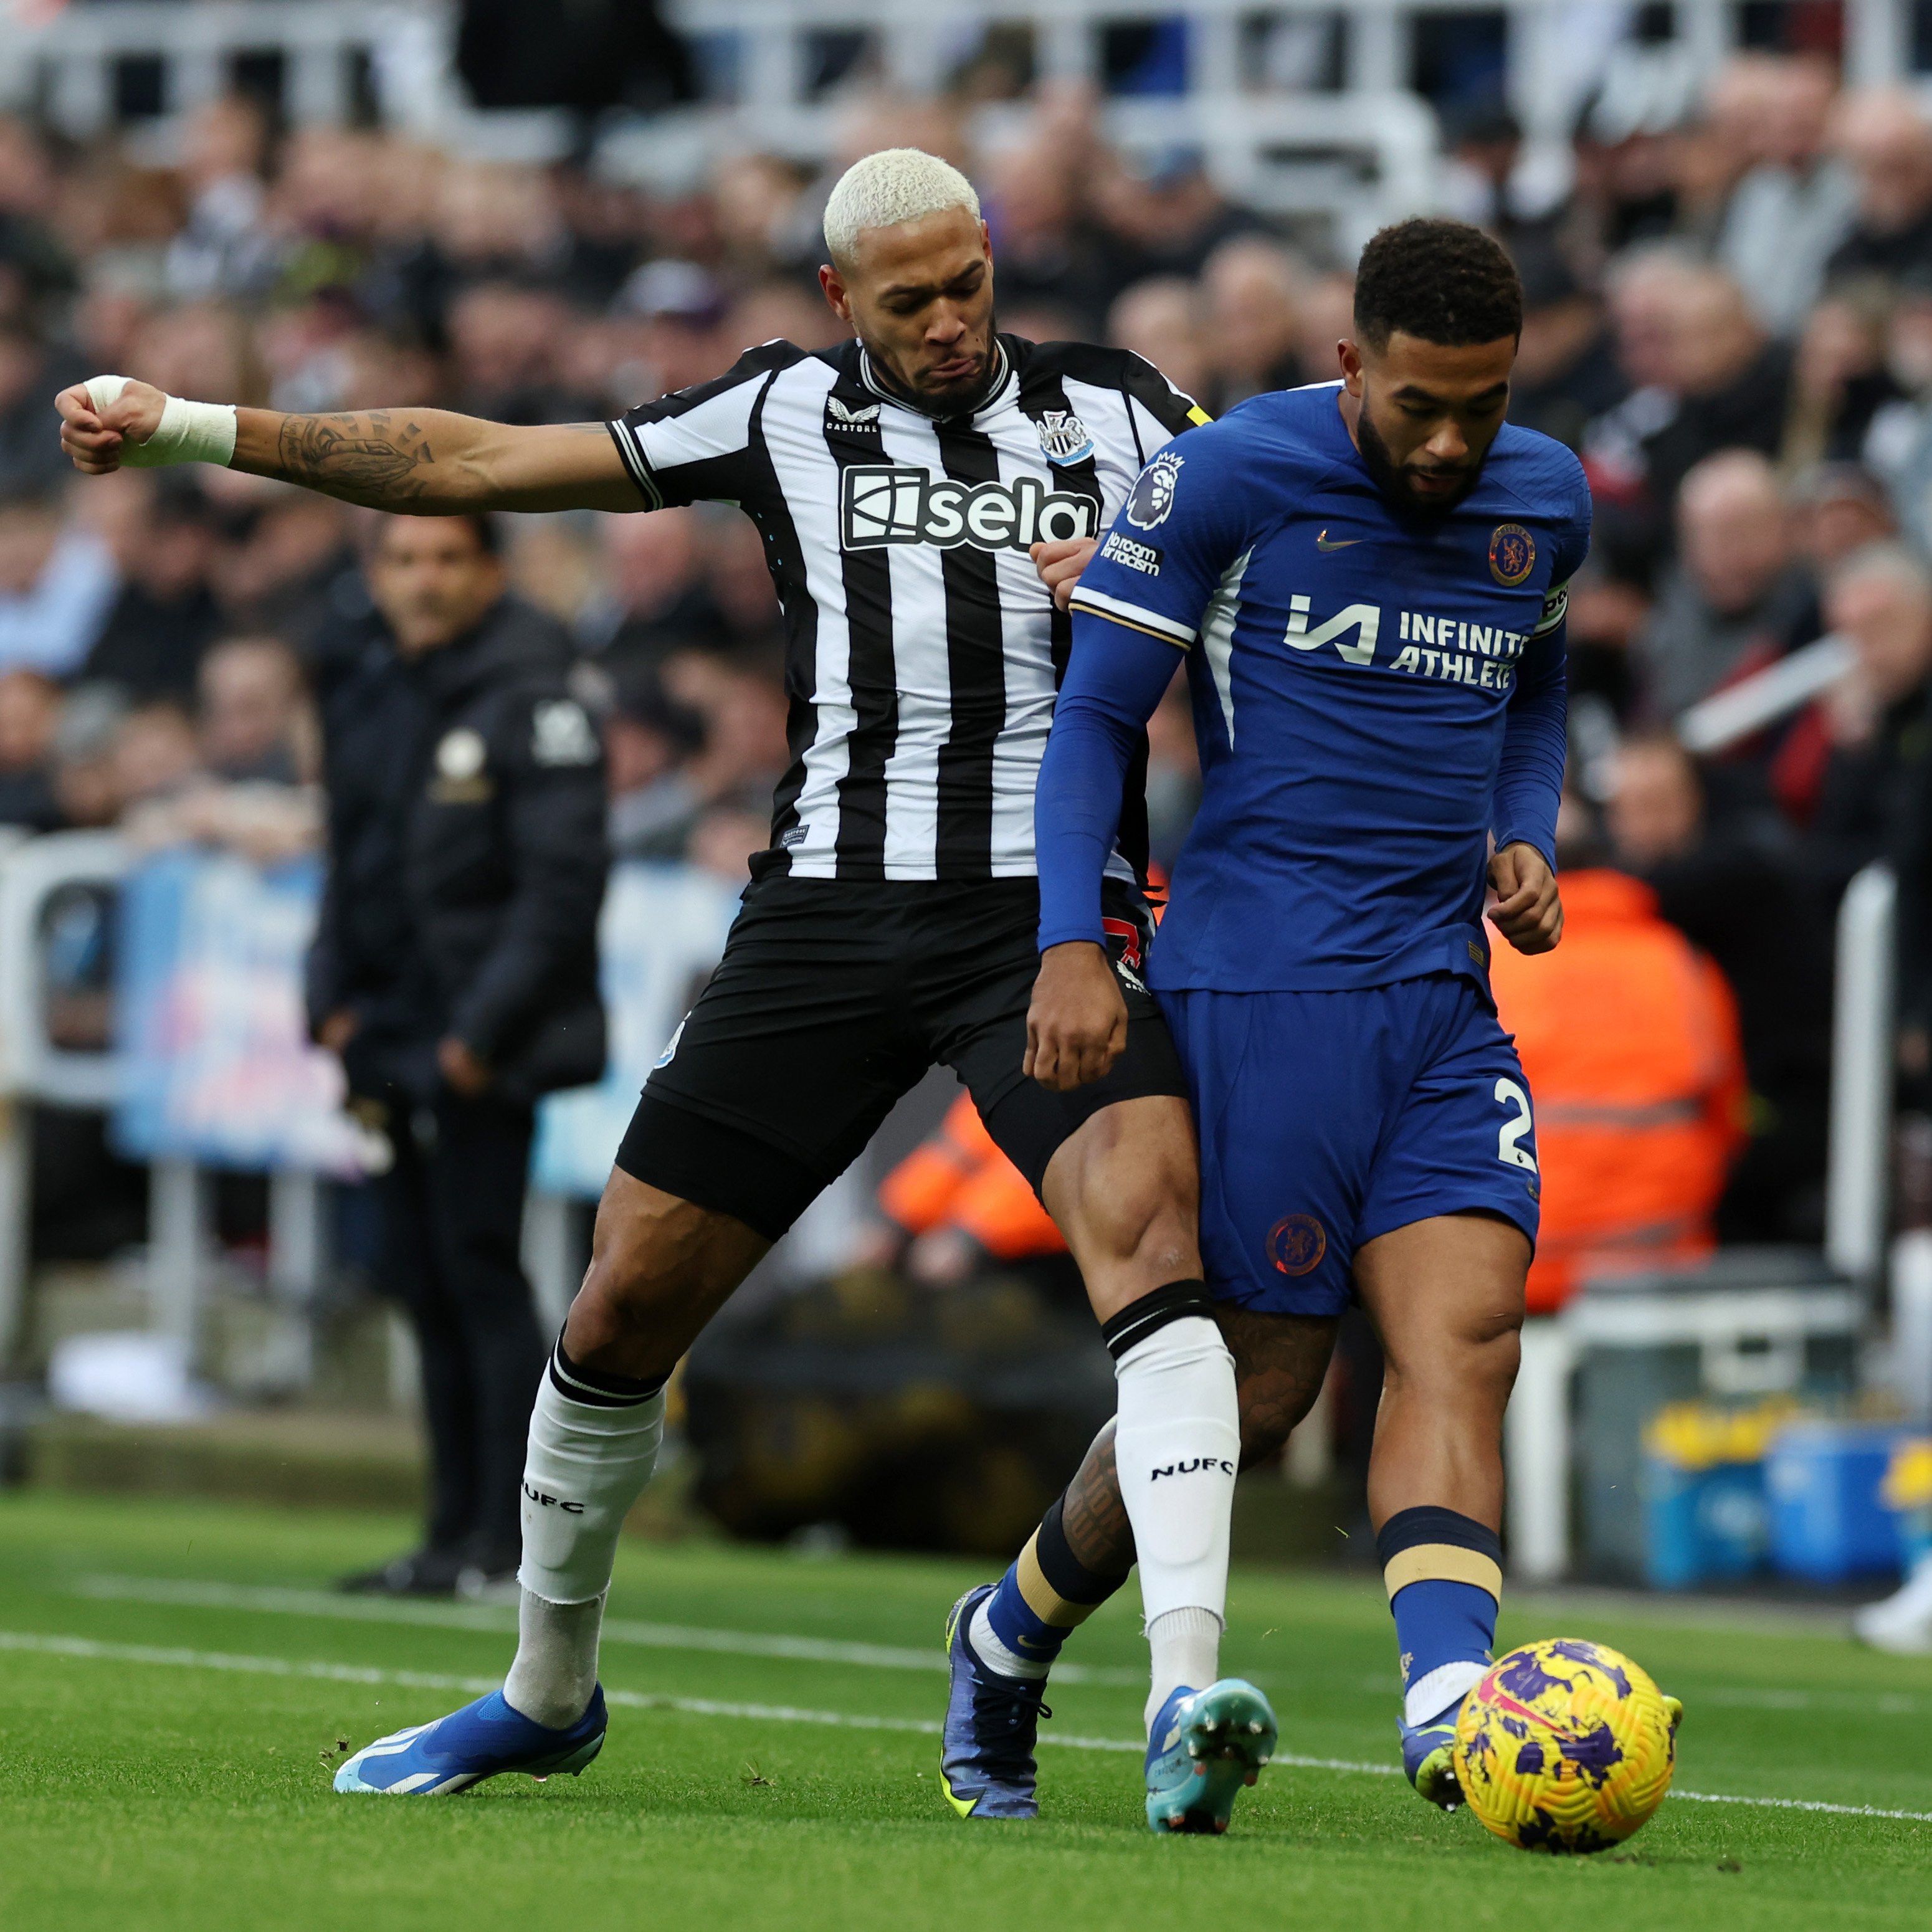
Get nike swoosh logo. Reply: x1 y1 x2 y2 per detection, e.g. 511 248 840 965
1315 530 1363 550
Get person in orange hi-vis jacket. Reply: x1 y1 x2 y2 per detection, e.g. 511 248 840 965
880 1092 1069 1265
1488 867 1749 1314
880 865 1175 1276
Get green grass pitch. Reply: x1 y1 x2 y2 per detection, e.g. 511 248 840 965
2 1492 1929 1930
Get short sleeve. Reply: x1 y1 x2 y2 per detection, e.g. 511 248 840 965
1067 419 1250 650
606 341 802 510
1120 350 1213 447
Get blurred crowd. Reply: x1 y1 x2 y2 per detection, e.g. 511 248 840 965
17 36 1932 1268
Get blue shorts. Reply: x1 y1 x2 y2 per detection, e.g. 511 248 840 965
1156 974 1541 1317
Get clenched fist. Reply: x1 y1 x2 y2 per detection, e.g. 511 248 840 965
1029 536 1098 611
1025 940 1128 1090
54 378 168 473
1488 842 1563 954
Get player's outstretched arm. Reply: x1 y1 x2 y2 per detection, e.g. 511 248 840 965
56 376 642 514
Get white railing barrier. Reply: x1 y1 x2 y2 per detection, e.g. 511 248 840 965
1888 1226 1932 1422
0 3 453 138
520 1190 584 1337
1505 859 1899 1581
1677 635 1855 758
0 842 736 1392
0 834 345 1379
7 2 1918 251
146 1156 208 1355
0 831 128 1369
1827 863 1896 1287
1505 1316 1574 1583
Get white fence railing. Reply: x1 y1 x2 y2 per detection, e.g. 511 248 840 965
6 2 1921 125
0 830 126 1368
1 2 1922 255
1505 860 1898 1581
0 2 454 136
0 835 360 1374
0 842 746 1379
1829 862 1899 1285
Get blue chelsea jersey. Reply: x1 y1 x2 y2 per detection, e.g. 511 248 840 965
1065 381 1591 993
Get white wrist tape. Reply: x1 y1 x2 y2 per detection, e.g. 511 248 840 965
84 374 237 469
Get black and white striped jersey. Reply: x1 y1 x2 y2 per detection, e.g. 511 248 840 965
606 333 1205 882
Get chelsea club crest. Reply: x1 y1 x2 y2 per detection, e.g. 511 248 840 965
1488 523 1536 587
1035 409 1095 465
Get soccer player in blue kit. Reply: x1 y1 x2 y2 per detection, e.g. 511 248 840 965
954 219 1584 1815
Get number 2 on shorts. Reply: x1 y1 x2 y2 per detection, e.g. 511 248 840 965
1493 1077 1538 1173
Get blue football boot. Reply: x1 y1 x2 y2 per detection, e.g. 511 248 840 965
335 1685 607 1796
1144 1679 1277 1834
1398 1699 1465 1809
938 1584 1050 1819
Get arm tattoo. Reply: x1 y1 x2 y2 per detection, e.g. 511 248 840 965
275 409 438 505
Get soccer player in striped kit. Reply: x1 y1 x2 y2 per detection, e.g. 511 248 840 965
57 148 1274 1830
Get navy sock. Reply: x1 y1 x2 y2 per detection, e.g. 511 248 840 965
1376 1505 1501 1723
981 1494 1130 1676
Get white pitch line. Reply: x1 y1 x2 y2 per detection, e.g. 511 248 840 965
4 1627 1929 1822
0 1629 1130 1753
1665 1789 1932 1824
69 1576 1148 1687
1354 1672 1932 1719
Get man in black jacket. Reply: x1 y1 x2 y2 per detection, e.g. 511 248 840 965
310 513 607 1596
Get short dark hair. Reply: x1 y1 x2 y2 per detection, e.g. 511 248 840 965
1353 219 1523 352
445 511 502 556
377 511 502 556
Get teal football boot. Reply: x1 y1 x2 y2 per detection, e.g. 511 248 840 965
1144 1678 1277 1834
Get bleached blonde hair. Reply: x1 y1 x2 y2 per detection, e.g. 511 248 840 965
822 148 981 269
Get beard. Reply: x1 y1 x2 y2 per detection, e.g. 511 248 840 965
1356 404 1486 518
867 313 1001 416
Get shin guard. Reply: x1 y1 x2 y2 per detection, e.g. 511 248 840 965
1105 1282 1240 1631
517 1342 665 1606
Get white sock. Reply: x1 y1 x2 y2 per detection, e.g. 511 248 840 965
504 1587 606 1728
1147 1605 1222 1731
1109 1308 1240 1733
505 1346 665 1725
969 1597 1050 1681
1404 1658 1490 1730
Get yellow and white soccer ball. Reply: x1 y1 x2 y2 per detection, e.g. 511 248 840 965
1453 1638 1677 1853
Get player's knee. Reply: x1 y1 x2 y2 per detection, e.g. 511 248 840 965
1115 1189 1197 1275
1467 1316 1522 1401
581 1178 738 1312
1048 1099 1199 1267
1389 1306 1521 1403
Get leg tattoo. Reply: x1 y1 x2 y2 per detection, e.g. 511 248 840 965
1061 1420 1136 1573
1217 1306 1341 1470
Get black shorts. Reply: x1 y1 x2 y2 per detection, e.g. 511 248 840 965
614 875 1186 1240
